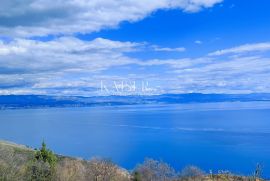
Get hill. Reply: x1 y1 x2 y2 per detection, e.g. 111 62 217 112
0 140 265 181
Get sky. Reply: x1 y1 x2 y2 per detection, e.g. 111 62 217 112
0 0 270 96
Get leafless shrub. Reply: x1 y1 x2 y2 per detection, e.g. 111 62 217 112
253 163 263 180
86 157 126 181
133 158 176 181
23 160 56 181
56 158 87 181
179 165 204 180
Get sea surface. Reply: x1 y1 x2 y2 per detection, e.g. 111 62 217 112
0 102 270 177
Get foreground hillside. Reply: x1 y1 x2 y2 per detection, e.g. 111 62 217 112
0 140 265 181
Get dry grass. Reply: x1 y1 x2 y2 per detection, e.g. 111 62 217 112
0 140 266 181
0 140 130 181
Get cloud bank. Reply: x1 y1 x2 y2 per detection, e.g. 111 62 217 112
2 0 269 95
1 37 270 95
0 0 223 37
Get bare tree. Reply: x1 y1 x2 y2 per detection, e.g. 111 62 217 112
56 158 87 181
133 158 176 181
179 165 204 180
86 158 119 181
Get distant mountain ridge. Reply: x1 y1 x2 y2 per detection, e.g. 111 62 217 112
1 93 270 109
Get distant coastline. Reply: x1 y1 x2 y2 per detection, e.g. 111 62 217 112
1 93 270 109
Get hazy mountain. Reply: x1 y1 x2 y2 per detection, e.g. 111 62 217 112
1 93 270 109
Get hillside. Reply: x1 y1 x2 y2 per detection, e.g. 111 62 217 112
0 140 265 181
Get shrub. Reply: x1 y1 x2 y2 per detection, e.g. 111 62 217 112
24 160 55 181
132 171 142 181
86 158 118 181
55 158 87 181
254 163 263 179
133 158 176 181
179 165 204 179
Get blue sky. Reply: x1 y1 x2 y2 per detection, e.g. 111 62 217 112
0 0 270 95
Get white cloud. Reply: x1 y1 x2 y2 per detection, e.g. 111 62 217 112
0 41 26 55
0 37 140 75
4 0 270 95
195 40 202 44
0 37 189 78
209 42 270 56
1 37 270 95
152 45 186 52
0 0 223 37
0 37 142 95
173 56 270 93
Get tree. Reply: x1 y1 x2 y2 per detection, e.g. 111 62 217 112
35 141 57 167
24 141 57 181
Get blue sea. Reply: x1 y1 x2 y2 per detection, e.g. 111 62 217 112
0 102 270 177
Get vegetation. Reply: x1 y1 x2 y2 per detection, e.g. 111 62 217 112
133 158 177 181
179 165 205 179
23 141 58 181
35 141 57 167
0 140 266 181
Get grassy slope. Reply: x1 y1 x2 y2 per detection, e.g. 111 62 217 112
0 140 264 181
0 140 130 181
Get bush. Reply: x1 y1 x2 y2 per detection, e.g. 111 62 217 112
55 158 87 181
133 158 176 181
24 160 55 181
179 165 204 179
254 163 263 179
86 158 118 181
132 171 142 181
